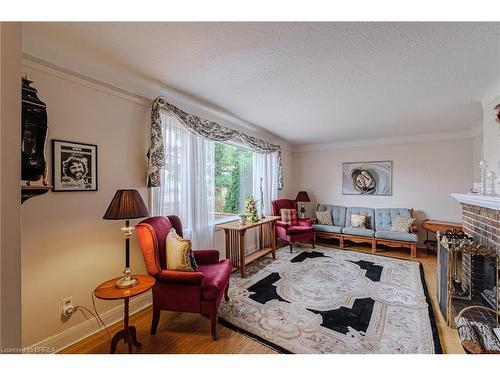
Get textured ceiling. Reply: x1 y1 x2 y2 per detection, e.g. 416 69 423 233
22 22 500 145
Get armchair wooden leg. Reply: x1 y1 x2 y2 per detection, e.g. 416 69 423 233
340 236 344 248
371 240 377 254
289 242 293 253
211 314 218 341
312 236 316 249
224 284 230 301
411 244 417 258
151 308 161 335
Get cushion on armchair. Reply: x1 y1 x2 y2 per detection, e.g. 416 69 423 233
166 230 198 271
280 208 299 225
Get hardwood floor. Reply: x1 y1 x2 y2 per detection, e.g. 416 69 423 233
61 243 463 354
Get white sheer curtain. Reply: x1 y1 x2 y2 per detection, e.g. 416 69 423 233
151 108 215 249
252 152 279 216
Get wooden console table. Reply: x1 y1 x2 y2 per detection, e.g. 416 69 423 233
422 219 462 253
219 216 280 278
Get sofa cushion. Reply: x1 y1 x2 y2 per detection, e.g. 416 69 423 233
313 224 343 233
342 227 375 237
317 204 347 226
286 226 315 235
374 208 413 231
345 207 375 229
350 214 367 228
315 210 333 225
391 216 416 232
375 230 418 243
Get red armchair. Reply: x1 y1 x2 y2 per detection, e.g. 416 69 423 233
271 199 316 253
135 215 231 340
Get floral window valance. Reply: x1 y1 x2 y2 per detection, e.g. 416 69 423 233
147 96 284 190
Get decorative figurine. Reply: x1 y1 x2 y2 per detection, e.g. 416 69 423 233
479 160 488 195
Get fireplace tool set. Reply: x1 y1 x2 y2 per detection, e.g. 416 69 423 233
439 230 499 353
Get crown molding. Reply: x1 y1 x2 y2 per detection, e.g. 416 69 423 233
292 128 480 153
22 53 292 152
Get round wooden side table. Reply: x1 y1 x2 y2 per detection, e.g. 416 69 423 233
94 274 155 354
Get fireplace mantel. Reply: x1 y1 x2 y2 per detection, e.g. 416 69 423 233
451 193 500 211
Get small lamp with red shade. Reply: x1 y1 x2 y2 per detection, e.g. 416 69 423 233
295 191 311 219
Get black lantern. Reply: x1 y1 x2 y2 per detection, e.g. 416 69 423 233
21 74 48 184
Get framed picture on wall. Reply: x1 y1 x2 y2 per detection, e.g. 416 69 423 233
342 160 392 196
52 140 98 192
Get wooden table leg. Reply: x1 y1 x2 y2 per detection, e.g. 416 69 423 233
271 221 276 259
109 297 141 354
224 229 230 260
239 229 247 278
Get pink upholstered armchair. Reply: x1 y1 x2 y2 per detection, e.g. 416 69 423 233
271 199 316 253
135 215 231 340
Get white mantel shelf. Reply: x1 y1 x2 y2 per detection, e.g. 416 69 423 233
451 193 500 211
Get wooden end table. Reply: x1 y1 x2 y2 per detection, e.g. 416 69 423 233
218 216 280 278
94 274 155 354
421 219 462 254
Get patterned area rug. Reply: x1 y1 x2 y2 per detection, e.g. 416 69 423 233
219 245 441 354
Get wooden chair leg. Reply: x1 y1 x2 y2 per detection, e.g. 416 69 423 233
312 236 316 248
371 240 377 253
211 314 218 341
224 284 230 301
289 242 293 253
340 236 344 248
150 308 161 335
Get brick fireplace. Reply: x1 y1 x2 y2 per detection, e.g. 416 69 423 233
452 194 500 307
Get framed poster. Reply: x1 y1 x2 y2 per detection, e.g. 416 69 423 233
52 140 98 192
342 160 392 196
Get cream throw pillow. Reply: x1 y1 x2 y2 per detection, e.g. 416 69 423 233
166 230 198 272
350 214 367 228
391 216 415 232
315 210 334 225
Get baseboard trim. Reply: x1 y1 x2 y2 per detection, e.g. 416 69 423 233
24 293 152 353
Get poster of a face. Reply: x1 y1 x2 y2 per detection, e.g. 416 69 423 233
342 161 392 196
52 140 97 191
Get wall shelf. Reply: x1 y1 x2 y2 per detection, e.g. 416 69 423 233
21 184 51 204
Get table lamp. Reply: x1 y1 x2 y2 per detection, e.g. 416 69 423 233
103 189 149 289
295 191 311 219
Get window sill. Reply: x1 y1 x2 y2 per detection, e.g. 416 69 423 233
214 216 239 231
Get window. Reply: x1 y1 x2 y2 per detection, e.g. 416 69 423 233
214 142 253 223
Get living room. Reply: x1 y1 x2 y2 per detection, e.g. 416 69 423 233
1 1 500 372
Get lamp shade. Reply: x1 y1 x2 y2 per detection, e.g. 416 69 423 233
295 191 311 202
103 189 149 220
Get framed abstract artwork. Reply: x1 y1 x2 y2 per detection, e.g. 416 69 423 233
342 160 392 196
52 139 98 192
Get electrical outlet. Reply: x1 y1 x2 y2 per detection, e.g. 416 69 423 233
62 297 75 317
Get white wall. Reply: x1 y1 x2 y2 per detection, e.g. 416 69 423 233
21 63 151 347
0 22 22 350
483 95 500 180
292 138 474 243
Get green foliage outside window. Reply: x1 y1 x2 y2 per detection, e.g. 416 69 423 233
215 142 253 215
